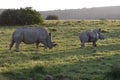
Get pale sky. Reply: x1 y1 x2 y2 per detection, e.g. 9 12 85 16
0 0 120 11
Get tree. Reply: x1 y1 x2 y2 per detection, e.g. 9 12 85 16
0 7 43 26
46 15 59 20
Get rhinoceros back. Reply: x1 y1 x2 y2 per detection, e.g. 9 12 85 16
13 27 49 44
22 28 39 43
80 30 98 42
86 31 97 42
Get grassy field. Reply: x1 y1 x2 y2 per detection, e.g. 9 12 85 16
0 20 120 80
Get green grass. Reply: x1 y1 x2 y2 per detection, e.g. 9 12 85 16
0 20 120 80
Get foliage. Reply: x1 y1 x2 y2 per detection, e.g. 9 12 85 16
0 20 120 80
46 15 59 20
0 7 43 26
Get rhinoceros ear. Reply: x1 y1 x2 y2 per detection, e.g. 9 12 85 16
49 32 51 36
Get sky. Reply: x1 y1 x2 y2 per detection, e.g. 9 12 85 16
0 0 120 11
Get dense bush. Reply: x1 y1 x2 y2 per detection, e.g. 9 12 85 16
46 15 59 20
0 7 43 26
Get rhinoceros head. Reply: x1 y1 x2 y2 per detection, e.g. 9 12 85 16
93 28 104 40
99 33 104 40
47 33 57 49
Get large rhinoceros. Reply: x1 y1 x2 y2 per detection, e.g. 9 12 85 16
79 28 104 48
9 27 56 51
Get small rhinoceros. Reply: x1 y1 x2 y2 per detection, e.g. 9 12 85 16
9 27 56 51
79 28 104 48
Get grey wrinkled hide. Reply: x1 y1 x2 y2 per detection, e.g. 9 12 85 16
9 27 56 51
79 28 104 48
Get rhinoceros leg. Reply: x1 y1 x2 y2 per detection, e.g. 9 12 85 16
43 40 48 50
93 41 97 47
9 40 15 50
15 41 21 52
36 42 40 50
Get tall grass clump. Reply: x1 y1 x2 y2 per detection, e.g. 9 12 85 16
104 64 120 80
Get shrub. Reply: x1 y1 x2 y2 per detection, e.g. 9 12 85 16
46 15 59 20
0 7 43 26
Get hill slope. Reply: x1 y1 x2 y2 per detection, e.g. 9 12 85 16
40 6 120 20
0 6 120 20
